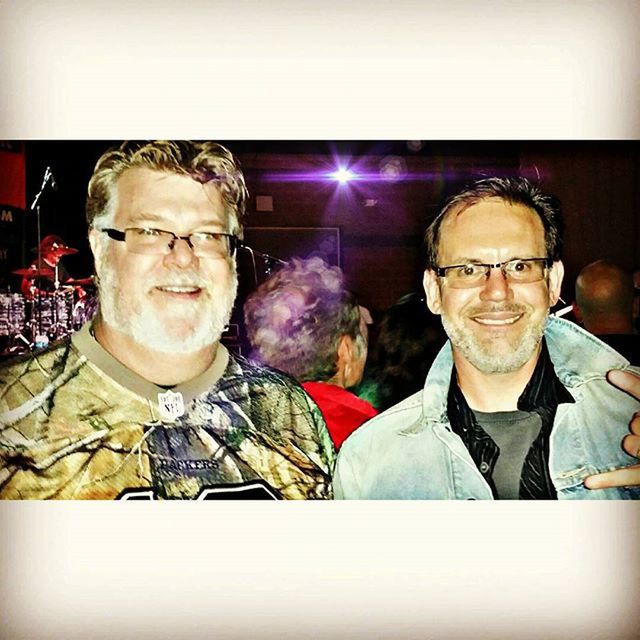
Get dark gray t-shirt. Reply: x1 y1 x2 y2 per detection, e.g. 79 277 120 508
472 410 543 499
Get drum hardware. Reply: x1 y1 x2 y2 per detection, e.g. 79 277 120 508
0 293 26 337
0 293 28 357
0 280 97 358
0 166 98 358
45 245 78 289
30 289 75 342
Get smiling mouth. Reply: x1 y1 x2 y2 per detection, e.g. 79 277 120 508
154 285 202 295
471 313 523 326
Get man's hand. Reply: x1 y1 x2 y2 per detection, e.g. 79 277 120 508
584 369 640 490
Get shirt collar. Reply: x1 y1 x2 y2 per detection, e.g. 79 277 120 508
72 321 229 405
448 338 574 435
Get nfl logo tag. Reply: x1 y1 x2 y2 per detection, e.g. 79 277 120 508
157 390 185 422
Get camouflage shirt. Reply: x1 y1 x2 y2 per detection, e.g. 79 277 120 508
0 324 334 500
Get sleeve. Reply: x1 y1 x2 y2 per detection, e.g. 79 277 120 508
304 391 336 474
233 364 336 499
332 440 362 499
286 384 336 496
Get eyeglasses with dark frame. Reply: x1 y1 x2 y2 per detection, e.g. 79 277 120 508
100 227 239 259
435 257 553 289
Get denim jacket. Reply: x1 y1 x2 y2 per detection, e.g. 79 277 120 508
334 317 640 499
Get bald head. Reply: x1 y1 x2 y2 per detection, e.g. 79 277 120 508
574 260 635 334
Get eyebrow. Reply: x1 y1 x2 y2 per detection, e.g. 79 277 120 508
128 212 166 224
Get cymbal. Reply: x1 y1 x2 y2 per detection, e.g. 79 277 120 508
12 265 55 278
64 277 95 287
31 242 79 256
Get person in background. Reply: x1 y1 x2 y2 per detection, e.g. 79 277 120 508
335 177 640 499
356 292 447 411
244 256 377 450
19 234 74 296
574 260 639 364
0 141 334 500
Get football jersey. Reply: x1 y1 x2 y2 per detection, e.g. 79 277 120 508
0 324 334 500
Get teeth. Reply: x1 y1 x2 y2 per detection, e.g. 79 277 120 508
158 286 200 293
474 315 520 326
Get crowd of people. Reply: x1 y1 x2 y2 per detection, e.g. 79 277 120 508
354 292 447 412
0 141 638 499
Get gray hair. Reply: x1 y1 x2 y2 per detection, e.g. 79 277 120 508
86 140 248 236
244 257 364 382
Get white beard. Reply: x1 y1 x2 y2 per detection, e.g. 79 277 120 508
96 250 237 354
441 304 548 374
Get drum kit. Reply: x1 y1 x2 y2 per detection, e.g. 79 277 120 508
0 241 97 357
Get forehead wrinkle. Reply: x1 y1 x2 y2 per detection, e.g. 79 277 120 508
447 254 546 265
439 200 544 261
114 168 228 226
443 197 536 229
126 211 227 232
127 212 167 224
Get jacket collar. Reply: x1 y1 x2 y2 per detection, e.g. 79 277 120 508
410 315 628 436
544 316 630 386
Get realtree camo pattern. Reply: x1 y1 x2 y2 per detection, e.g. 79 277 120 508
0 341 334 499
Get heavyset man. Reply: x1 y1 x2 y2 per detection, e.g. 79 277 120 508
0 141 334 499
335 177 640 499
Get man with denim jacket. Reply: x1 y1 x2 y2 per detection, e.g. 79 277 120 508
334 177 640 499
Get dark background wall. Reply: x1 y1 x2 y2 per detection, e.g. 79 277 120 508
3 141 638 318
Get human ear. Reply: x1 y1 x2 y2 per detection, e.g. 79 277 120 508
88 227 101 263
547 260 565 306
572 301 582 324
337 334 360 388
423 269 442 315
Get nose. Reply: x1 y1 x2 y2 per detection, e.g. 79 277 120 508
163 236 198 269
479 266 513 302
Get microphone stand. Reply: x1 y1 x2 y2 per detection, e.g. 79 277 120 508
28 167 55 348
30 167 53 272
240 244 286 286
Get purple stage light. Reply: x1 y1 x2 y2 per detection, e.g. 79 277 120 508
331 167 355 184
